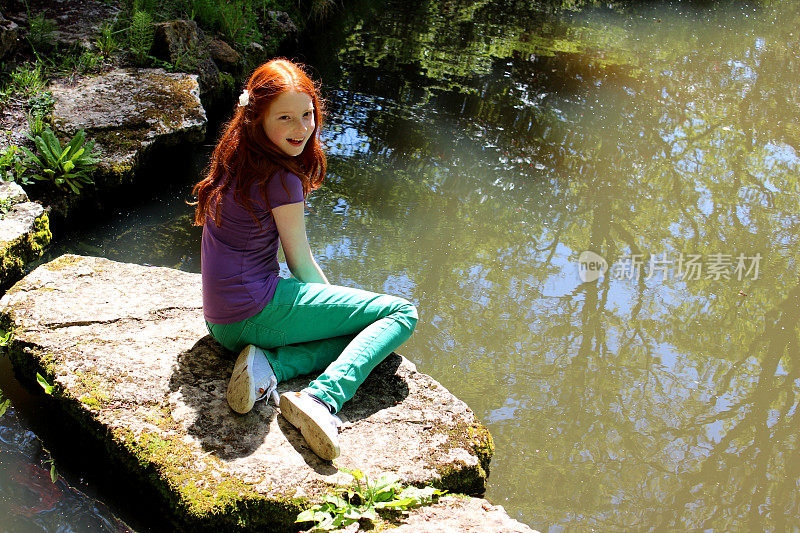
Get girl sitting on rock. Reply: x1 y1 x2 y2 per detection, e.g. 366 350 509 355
192 59 418 461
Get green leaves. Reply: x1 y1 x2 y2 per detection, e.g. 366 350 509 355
0 386 10 418
129 10 155 66
295 468 446 531
22 125 98 194
36 372 54 395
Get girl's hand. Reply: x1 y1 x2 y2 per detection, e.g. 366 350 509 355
272 201 329 284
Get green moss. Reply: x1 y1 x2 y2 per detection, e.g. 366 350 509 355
424 420 494 496
43 254 78 271
75 371 111 411
0 210 52 287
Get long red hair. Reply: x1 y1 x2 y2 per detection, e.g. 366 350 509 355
193 58 326 226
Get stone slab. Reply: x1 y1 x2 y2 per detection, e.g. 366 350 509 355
49 69 207 183
0 254 494 532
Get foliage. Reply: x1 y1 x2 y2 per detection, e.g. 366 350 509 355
36 372 54 395
295 467 445 531
187 0 262 49
309 0 337 21
22 126 99 194
0 386 9 418
128 9 155 66
28 90 54 117
72 50 104 74
96 21 121 59
27 108 47 137
0 145 31 185
5 63 46 101
45 456 59 483
26 12 57 53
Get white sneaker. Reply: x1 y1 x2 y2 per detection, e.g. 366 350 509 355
227 345 279 414
279 391 341 460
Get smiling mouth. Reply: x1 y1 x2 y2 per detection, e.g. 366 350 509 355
286 138 304 146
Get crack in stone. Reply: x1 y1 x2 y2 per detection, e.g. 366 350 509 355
44 306 202 329
45 318 126 329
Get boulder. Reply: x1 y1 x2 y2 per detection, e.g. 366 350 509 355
268 11 298 37
150 20 224 96
0 12 19 60
0 181 51 288
0 255 495 532
49 69 207 185
207 37 240 71
151 19 203 65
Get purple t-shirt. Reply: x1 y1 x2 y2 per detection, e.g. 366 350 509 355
202 172 305 324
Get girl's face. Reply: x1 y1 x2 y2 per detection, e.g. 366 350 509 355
262 90 315 157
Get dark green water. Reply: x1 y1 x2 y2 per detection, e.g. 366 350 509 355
5 0 800 530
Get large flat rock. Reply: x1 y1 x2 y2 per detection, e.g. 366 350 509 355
0 255 494 532
49 69 207 183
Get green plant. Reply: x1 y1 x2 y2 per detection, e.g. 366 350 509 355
27 108 47 136
310 0 337 21
7 63 46 100
0 145 31 185
96 21 120 59
28 90 54 116
0 386 10 417
22 126 99 194
187 0 261 50
45 456 59 483
128 9 155 65
26 12 58 53
296 468 445 531
36 372 54 394
76 50 103 73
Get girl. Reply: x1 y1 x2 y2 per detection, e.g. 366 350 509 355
193 59 418 461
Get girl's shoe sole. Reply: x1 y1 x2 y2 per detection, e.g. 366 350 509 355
227 346 256 414
280 392 340 460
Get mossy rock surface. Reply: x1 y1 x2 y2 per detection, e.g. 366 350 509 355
0 254 494 532
0 181 52 289
49 69 207 187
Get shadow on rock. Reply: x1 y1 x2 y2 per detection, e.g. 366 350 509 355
169 338 410 461
167 335 275 460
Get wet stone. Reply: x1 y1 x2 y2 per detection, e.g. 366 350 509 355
0 254 496 531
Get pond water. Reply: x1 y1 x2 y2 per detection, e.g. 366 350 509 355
4 0 800 530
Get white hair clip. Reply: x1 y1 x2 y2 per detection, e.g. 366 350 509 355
238 89 250 107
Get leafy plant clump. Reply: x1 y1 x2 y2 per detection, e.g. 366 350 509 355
22 126 99 194
128 9 155 65
296 467 446 531
5 63 46 101
0 146 30 185
96 22 121 60
26 12 58 53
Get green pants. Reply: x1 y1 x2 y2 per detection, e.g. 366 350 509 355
207 278 418 412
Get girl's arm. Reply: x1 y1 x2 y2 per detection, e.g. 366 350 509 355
272 201 330 284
